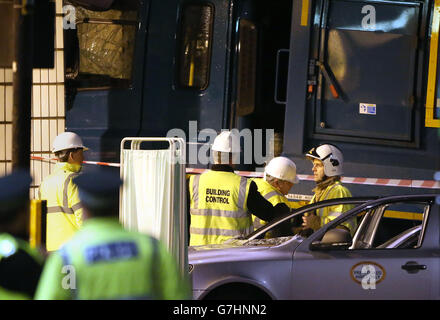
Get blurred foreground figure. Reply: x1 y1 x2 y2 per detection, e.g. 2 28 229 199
35 169 190 300
0 171 44 299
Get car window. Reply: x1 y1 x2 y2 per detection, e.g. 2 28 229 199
313 210 368 246
316 201 430 250
372 202 426 248
252 202 367 240
397 230 421 248
376 225 421 249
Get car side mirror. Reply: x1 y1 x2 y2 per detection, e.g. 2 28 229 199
310 241 352 251
310 227 352 250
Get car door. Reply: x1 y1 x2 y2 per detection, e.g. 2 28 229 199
290 198 440 299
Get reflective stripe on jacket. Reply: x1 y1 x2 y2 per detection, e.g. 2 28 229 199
34 218 190 300
251 178 303 230
38 162 83 251
189 170 252 246
310 181 356 234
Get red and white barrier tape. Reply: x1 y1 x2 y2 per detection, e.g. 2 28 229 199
31 156 440 189
31 156 121 168
340 176 439 189
80 160 121 168
31 156 57 162
184 169 440 190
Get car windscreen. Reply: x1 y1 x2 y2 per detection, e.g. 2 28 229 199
245 197 377 241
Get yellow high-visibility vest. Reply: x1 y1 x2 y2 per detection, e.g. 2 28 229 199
310 181 356 235
251 178 303 229
189 170 252 246
39 162 83 251
35 218 190 300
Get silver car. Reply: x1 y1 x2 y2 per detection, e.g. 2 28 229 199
189 194 440 300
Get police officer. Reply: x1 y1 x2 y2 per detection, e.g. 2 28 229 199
35 169 190 300
0 170 44 299
251 156 303 230
188 131 290 246
39 132 88 251
302 144 356 235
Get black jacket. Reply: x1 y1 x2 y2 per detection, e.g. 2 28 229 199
0 235 43 299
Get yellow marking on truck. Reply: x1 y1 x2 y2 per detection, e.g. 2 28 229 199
425 0 440 128
189 59 195 86
301 0 310 26
29 200 44 248
383 210 423 221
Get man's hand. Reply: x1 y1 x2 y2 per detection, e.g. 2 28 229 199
302 213 321 231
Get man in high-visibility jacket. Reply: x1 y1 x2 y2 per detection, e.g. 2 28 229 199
189 130 290 246
39 132 88 251
302 144 356 235
251 156 305 230
35 169 190 300
0 170 44 300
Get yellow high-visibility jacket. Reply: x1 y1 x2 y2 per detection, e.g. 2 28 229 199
35 218 190 300
189 170 252 246
310 181 356 235
251 178 304 229
39 162 83 251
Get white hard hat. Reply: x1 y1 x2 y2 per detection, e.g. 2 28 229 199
306 144 343 177
52 132 88 153
264 156 299 184
211 130 240 153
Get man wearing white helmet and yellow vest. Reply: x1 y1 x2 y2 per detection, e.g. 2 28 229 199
39 132 88 251
302 144 356 235
188 130 289 246
251 156 304 230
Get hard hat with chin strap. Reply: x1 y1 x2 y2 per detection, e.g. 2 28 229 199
264 156 299 184
52 132 88 153
306 144 344 177
211 130 241 153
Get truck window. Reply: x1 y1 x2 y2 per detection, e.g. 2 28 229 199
64 0 139 89
236 19 257 117
178 3 214 90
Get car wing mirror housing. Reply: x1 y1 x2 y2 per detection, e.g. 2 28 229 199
310 227 352 250
310 241 352 251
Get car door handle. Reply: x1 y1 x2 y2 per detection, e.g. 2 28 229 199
401 261 427 274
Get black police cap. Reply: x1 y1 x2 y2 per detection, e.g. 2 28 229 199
73 169 122 210
0 170 32 218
